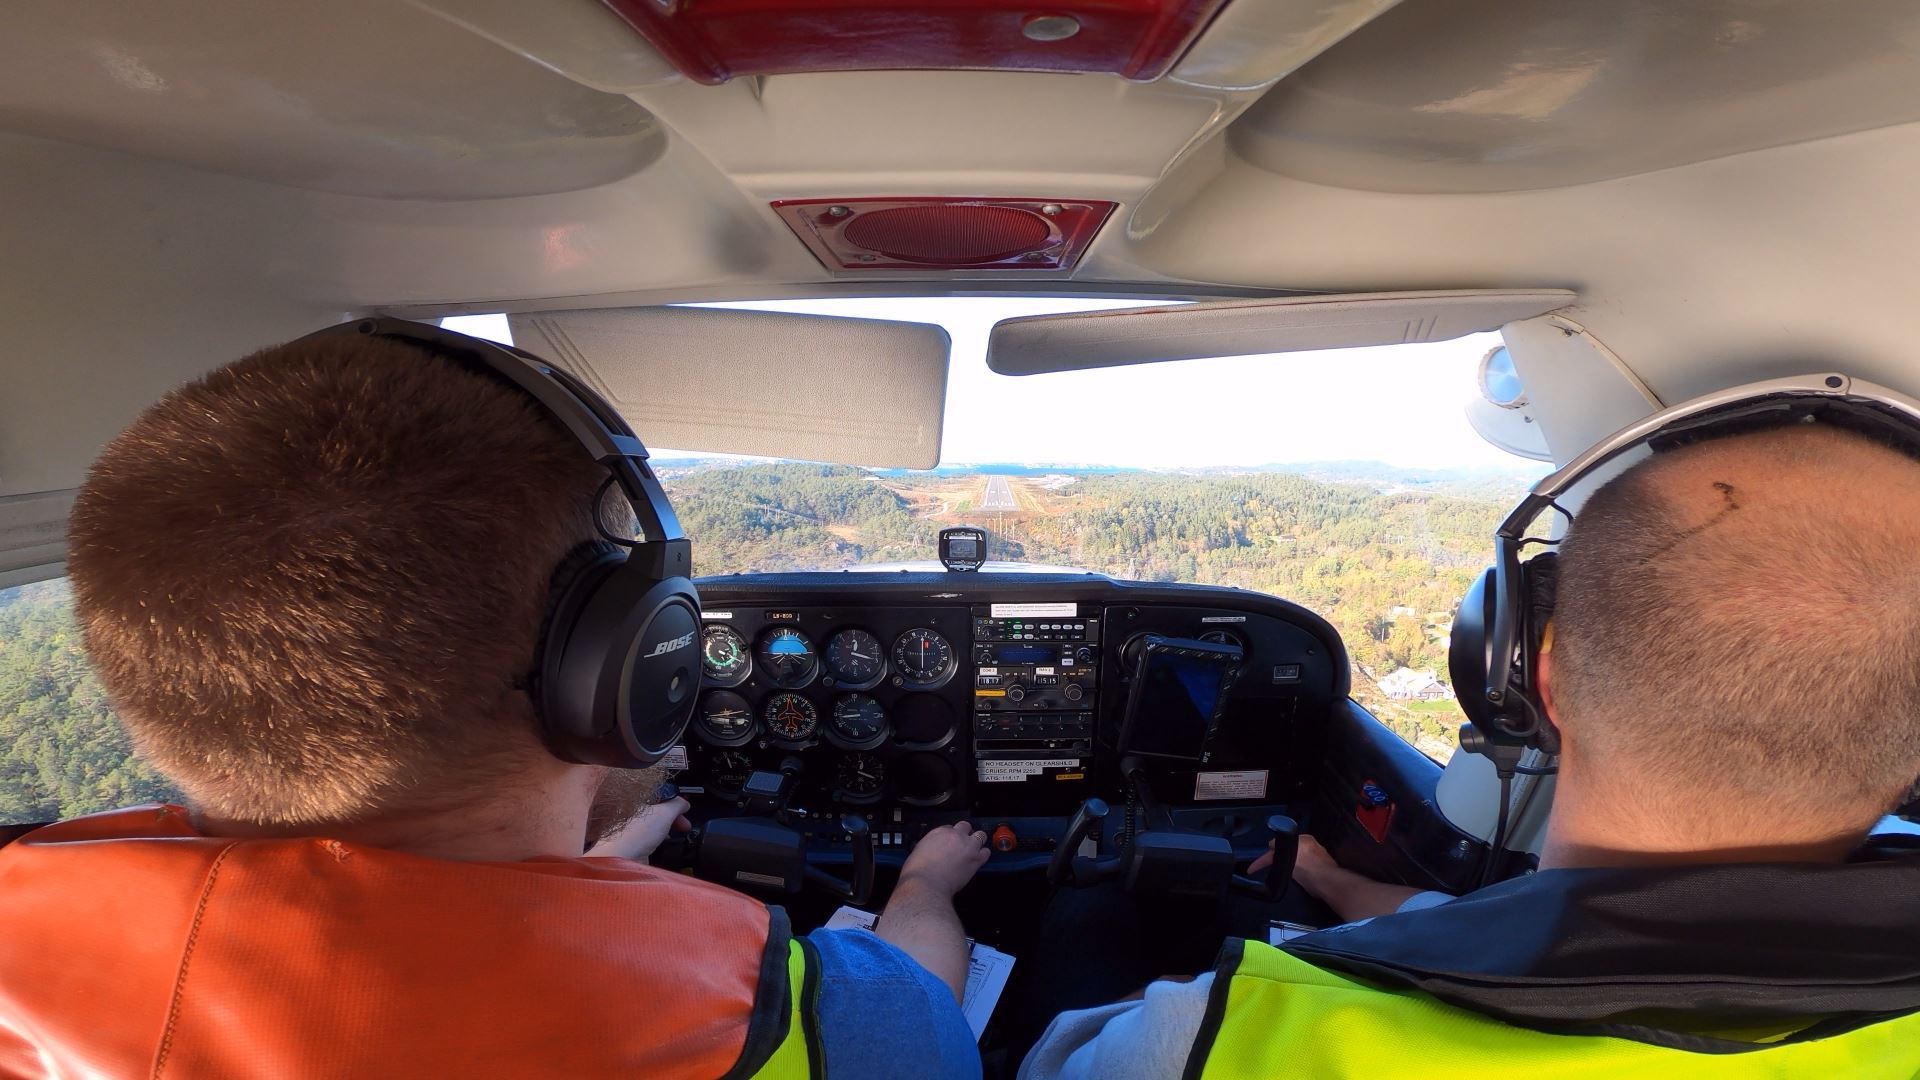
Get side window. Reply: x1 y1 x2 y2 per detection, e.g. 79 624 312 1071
0 579 179 824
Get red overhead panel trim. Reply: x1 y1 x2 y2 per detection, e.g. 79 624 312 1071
773 198 1116 272
600 0 1230 84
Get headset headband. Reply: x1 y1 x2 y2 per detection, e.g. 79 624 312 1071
1481 371 1920 710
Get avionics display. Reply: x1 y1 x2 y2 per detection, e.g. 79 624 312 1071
1117 635 1243 763
982 642 1058 666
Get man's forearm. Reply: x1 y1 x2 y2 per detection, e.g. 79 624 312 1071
1305 867 1425 923
876 874 971 1000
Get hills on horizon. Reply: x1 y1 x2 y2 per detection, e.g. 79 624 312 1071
655 456 1544 497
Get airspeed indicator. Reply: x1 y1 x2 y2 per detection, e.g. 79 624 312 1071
701 625 752 687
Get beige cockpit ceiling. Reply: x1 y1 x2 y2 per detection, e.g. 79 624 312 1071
4 0 1920 543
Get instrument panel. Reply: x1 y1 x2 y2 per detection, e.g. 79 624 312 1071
671 574 1345 858
680 605 975 813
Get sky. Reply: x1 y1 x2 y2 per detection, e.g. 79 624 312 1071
445 298 1535 472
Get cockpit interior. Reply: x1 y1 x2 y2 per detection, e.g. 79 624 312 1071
5 0 1920 1075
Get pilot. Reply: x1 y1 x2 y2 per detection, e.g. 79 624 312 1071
0 327 988 1077
1021 421 1920 1078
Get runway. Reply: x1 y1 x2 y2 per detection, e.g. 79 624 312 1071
980 475 1019 510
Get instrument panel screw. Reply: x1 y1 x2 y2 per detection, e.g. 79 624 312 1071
827 205 852 219
1040 203 1064 216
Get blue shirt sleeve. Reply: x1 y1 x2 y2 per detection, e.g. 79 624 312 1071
1395 889 1454 914
805 927 981 1080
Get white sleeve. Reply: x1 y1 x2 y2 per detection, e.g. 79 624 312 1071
1016 974 1216 1080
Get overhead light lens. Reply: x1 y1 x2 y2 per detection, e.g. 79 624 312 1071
1022 14 1082 41
1479 344 1527 408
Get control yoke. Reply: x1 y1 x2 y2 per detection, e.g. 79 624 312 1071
684 763 876 906
1048 791 1300 902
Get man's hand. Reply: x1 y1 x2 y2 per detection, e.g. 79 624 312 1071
1250 833 1340 896
1250 832 1432 923
877 822 990 1000
586 796 691 862
898 821 991 898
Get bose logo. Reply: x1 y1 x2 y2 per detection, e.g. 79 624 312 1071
645 631 696 660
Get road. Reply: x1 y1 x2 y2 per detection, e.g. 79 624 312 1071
980 475 1019 510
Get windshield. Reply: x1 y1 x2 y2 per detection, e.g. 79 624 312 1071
448 298 1546 759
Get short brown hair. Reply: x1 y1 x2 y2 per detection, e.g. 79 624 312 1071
1551 424 1920 824
68 332 603 825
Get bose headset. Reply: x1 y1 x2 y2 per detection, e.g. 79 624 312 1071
289 317 703 769
1451 372 1920 763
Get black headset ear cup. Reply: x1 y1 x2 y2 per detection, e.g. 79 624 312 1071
535 541 623 665
1450 556 1562 754
537 548 701 768
1448 567 1499 736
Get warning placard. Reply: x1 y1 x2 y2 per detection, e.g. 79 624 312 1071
978 758 1083 783
1194 769 1267 801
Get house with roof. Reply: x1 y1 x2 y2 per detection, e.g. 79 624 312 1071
1379 667 1449 701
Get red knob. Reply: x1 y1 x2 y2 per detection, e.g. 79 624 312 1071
990 824 1018 853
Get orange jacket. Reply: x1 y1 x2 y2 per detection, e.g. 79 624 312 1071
0 805 797 1078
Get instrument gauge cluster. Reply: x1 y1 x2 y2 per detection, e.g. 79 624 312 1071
686 607 970 812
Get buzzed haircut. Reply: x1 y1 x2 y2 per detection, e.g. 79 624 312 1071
1551 423 1920 824
67 332 605 826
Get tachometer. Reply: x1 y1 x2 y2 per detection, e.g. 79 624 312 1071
834 752 887 804
828 693 889 750
763 692 819 742
892 628 957 689
823 628 887 690
756 627 818 688
708 750 755 798
694 690 755 747
701 624 752 687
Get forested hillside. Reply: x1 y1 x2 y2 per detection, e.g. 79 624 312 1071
0 462 1527 822
0 581 177 821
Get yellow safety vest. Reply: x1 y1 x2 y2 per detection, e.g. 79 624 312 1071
744 937 822 1079
1193 939 1920 1079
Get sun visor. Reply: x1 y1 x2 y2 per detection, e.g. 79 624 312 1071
0 489 74 589
986 290 1576 375
508 306 950 469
